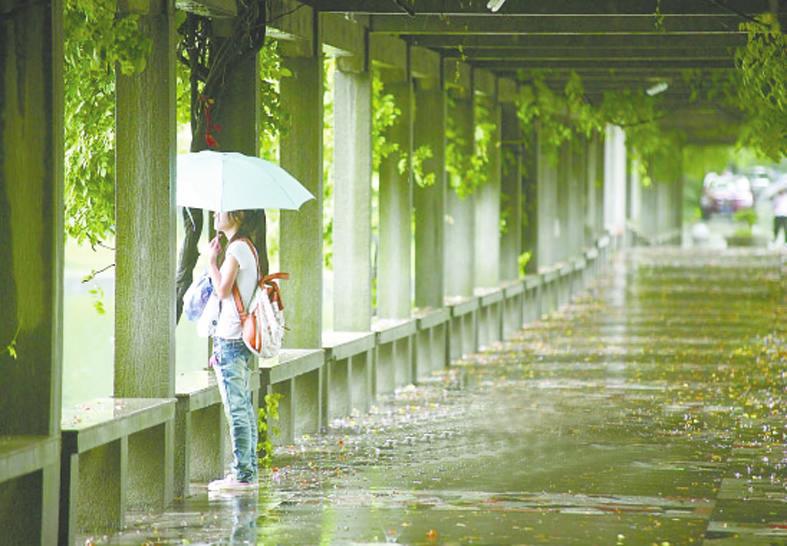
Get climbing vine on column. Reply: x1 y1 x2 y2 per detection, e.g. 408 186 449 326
63 0 151 246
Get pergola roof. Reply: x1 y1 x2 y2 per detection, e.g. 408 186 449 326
302 0 787 144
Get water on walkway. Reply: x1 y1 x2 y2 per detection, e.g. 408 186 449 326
87 248 785 545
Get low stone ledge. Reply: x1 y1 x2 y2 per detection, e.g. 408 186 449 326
322 331 376 361
559 263 573 277
260 349 325 385
475 287 504 306
61 398 176 454
445 295 479 317
597 235 611 248
176 370 221 412
372 318 417 345
503 280 525 297
524 275 542 290
585 247 599 260
413 307 451 329
0 435 59 483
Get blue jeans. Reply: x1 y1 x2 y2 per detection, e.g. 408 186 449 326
212 337 258 483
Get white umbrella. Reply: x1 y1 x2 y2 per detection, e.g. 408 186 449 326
176 150 315 212
760 175 787 200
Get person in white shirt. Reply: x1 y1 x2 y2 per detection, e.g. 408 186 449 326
772 186 787 244
205 209 266 492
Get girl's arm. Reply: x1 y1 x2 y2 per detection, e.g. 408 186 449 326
207 236 240 299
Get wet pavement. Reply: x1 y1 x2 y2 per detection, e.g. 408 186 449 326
89 248 785 545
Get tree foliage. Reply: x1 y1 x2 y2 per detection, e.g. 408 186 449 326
63 0 151 246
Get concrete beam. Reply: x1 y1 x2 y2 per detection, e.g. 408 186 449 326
174 0 235 17
410 45 441 81
497 78 517 104
268 0 315 56
370 34 407 72
409 34 747 49
322 12 368 72
477 59 735 70
473 67 495 97
319 0 775 15
444 47 736 61
370 14 750 34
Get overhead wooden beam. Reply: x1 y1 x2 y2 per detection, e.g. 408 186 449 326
476 59 735 70
175 0 236 17
370 14 752 34
316 0 775 16
408 34 748 50
445 47 735 61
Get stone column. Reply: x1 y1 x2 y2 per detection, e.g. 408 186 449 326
500 103 522 281
521 130 539 274
114 0 176 399
444 93 475 297
474 95 501 287
537 129 558 269
280 46 323 347
585 137 599 246
0 0 64 540
413 77 446 309
378 70 413 319
333 64 372 331
570 137 587 257
604 124 627 236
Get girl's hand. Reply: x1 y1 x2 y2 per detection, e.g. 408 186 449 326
208 235 222 264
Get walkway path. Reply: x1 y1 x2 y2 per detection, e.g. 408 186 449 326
95 248 785 545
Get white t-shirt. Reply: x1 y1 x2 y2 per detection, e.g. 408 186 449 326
214 240 258 339
774 191 787 217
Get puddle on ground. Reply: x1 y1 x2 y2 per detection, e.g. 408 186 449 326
86 249 785 545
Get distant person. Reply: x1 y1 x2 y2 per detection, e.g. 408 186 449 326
205 209 266 492
773 186 787 244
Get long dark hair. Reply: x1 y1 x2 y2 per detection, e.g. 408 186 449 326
222 209 269 277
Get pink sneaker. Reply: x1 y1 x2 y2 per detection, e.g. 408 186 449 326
208 477 259 493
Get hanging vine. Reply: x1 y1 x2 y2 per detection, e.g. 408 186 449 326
63 0 151 247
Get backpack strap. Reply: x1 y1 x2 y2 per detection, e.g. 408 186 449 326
231 238 260 318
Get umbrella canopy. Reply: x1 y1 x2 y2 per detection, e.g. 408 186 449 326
760 175 787 200
176 150 315 212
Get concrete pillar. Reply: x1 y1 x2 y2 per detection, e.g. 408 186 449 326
333 67 372 330
629 157 643 232
0 0 64 540
585 137 599 246
556 141 572 262
604 124 627 237
593 134 606 238
474 95 501 287
500 103 521 281
521 131 539 274
537 129 558 269
378 71 413 319
570 138 587 256
280 43 323 347
413 78 446 309
114 0 176 398
444 93 475 297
